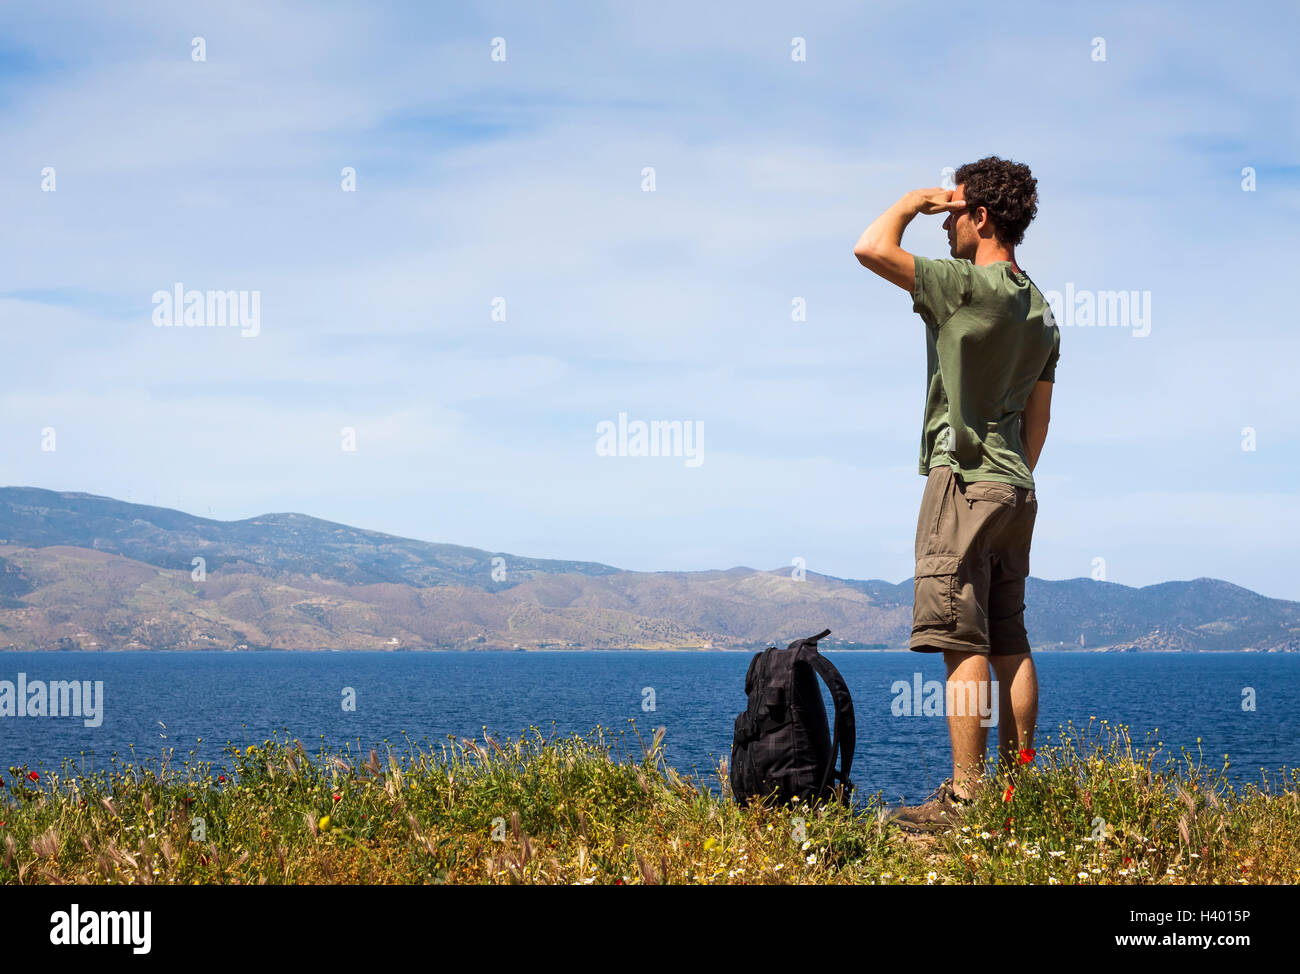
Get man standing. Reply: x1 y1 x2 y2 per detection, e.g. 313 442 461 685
853 157 1058 831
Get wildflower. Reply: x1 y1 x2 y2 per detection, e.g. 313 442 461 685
332 794 342 802
218 776 226 783
318 815 331 832
806 854 817 865
703 838 719 852
1002 784 1014 802
926 871 937 885
1124 857 1132 865
1047 876 1059 885
1076 871 1089 880
979 831 992 840
1018 747 1035 765
27 771 38 782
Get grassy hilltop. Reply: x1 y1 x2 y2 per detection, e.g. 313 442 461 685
2 720 1297 885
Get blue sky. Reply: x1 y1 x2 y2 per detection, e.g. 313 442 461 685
2 1 1298 599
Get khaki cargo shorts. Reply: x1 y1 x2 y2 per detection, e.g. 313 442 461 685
910 463 1037 657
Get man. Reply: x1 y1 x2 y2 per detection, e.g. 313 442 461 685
853 156 1058 832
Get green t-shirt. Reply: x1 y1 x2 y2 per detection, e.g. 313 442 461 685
912 255 1060 489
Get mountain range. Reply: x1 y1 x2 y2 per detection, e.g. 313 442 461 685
1 486 1297 653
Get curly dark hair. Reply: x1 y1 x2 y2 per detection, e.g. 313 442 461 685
954 156 1038 248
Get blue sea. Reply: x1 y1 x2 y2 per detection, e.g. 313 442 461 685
1 651 1295 802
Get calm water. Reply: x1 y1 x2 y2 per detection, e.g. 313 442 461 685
1 651 1295 802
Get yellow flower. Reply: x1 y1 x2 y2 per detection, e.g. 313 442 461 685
246 745 256 755
318 815 331 832
703 838 718 852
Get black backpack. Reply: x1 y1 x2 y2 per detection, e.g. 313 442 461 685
729 629 856 806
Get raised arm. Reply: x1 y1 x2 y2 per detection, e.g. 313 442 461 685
854 188 966 291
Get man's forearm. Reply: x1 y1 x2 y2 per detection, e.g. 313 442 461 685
854 192 925 290
1022 419 1048 472
854 192 922 256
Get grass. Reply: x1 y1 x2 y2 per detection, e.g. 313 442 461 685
3 718 1298 884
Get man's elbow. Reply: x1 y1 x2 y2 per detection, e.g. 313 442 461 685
1023 416 1049 446
854 240 886 267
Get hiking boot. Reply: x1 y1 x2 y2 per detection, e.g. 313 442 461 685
890 779 977 834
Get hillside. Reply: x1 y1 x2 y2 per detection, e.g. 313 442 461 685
0 486 1297 652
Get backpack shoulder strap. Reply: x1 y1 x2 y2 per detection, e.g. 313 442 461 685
798 642 856 797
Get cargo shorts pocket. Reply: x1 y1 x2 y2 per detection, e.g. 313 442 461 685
962 482 1018 508
913 553 960 628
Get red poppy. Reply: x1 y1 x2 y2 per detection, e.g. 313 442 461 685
218 776 226 783
332 794 341 802
1002 784 1015 802
27 771 38 782
1124 857 1132 865
1017 748 1035 765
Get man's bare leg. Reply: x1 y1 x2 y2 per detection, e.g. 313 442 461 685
943 649 991 800
990 651 1038 774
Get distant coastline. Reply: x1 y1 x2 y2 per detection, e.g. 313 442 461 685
2 486 1298 655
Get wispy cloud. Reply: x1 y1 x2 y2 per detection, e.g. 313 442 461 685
1 0 1296 598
